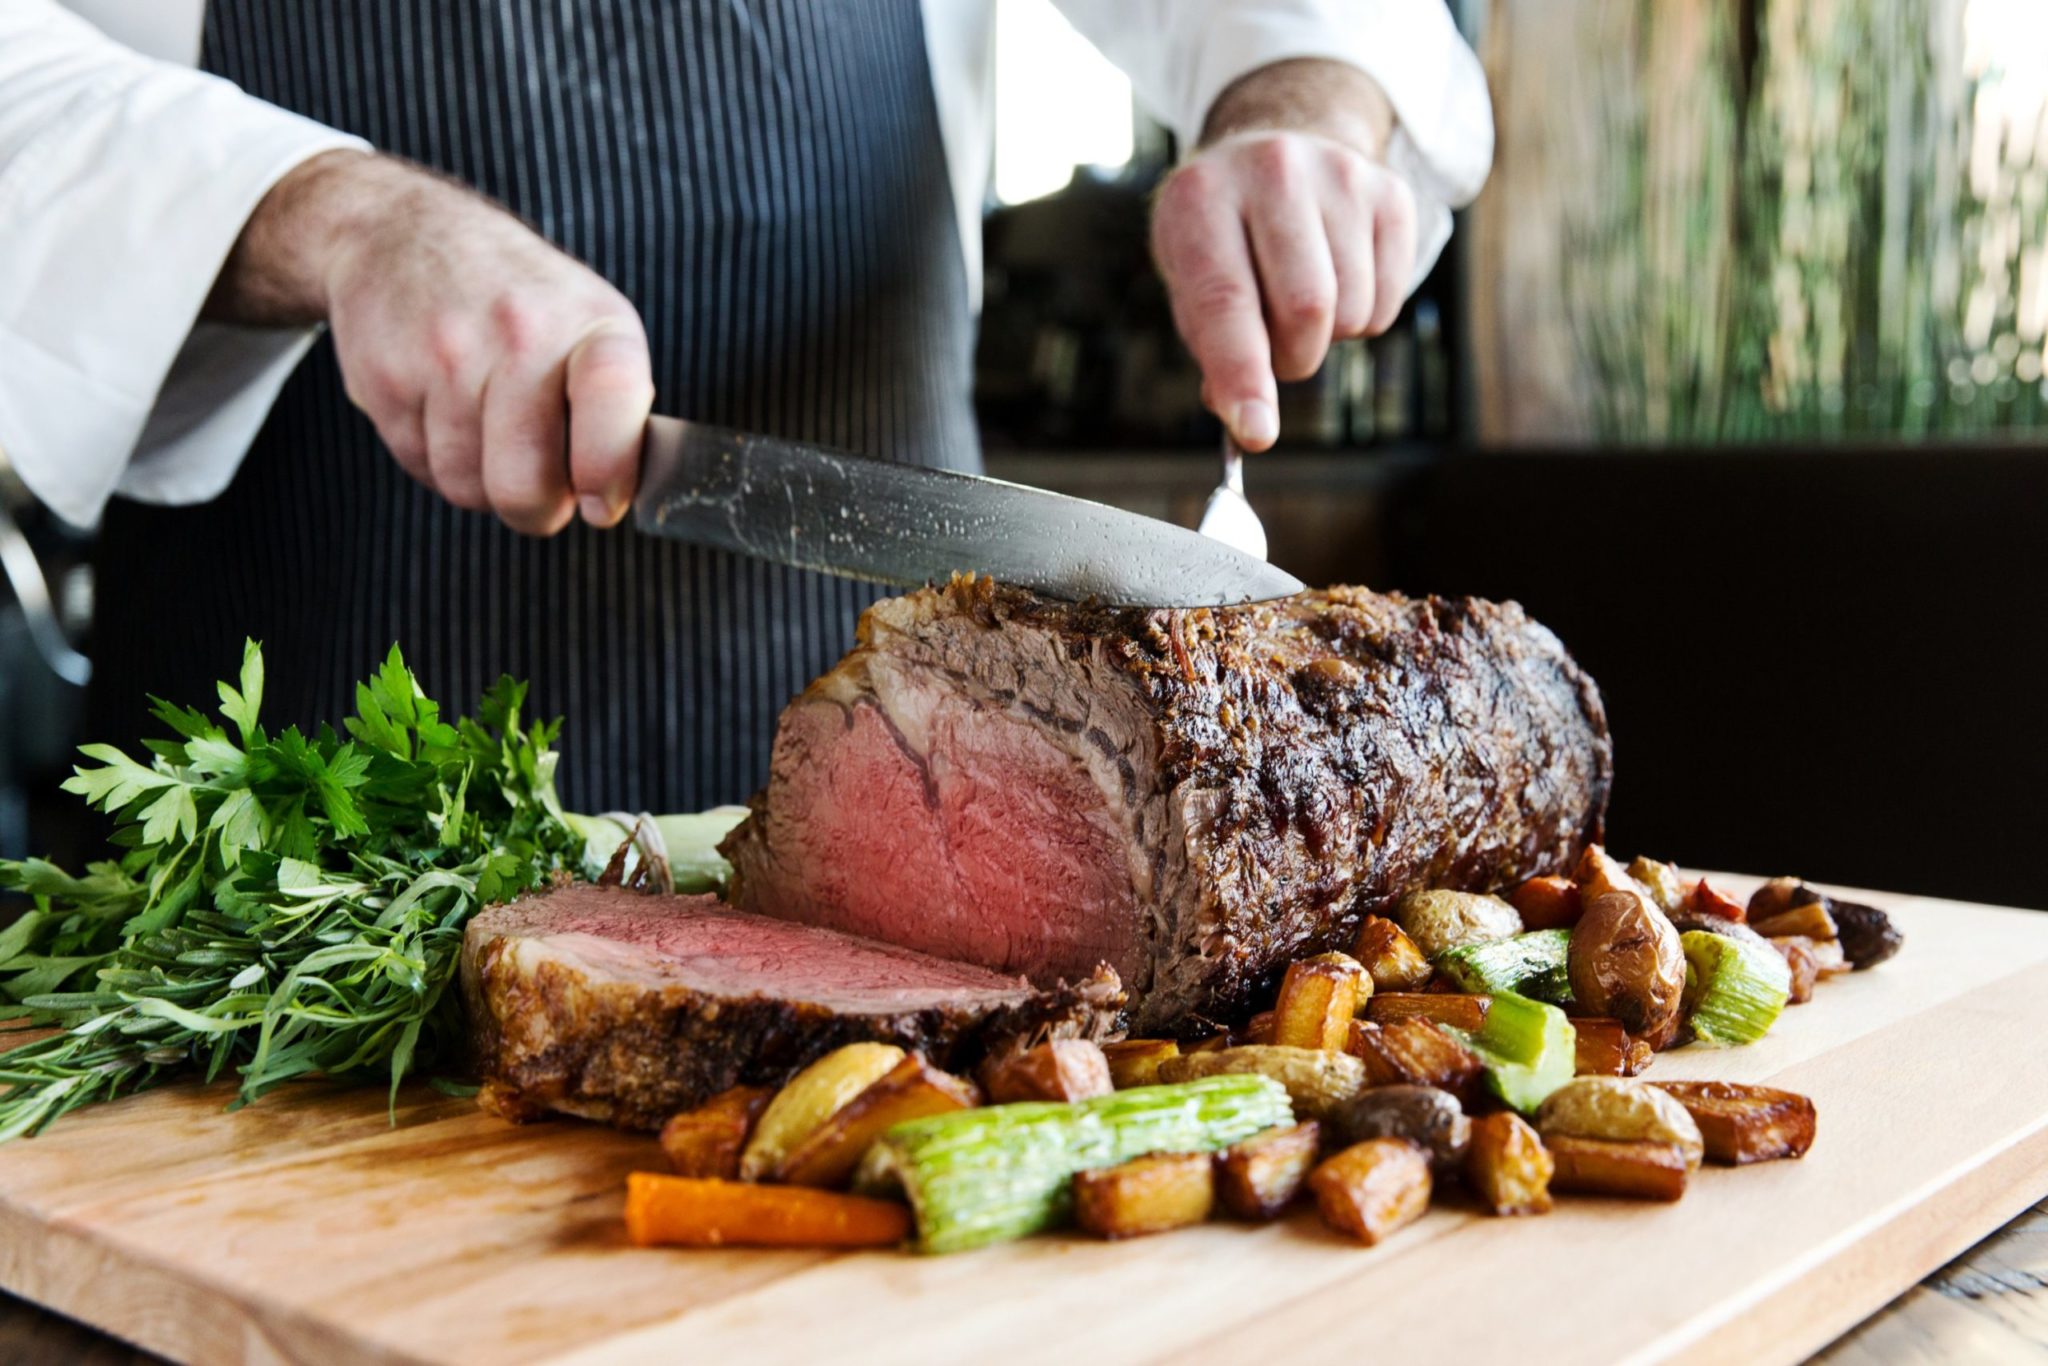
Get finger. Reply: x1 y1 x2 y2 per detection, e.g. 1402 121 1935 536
1324 203 1375 340
480 357 574 536
565 318 655 528
376 402 432 488
1244 171 1338 382
1153 165 1279 450
423 380 489 512
1367 174 1420 336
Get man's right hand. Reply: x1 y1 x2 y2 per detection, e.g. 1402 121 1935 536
206 149 654 535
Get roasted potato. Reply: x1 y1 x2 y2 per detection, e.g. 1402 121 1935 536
1545 1135 1690 1201
1272 952 1370 1050
1829 897 1904 968
1157 1045 1368 1121
1752 901 1839 942
1102 1038 1181 1089
1214 1122 1323 1220
981 1039 1113 1104
778 1055 981 1187
1074 1152 1215 1239
1392 889 1521 959
1348 1018 1484 1097
1653 1081 1817 1164
1569 1018 1652 1077
659 1085 775 1179
1685 878 1748 923
1464 1111 1554 1216
1509 875 1583 931
1352 915 1436 991
1535 1076 1704 1171
1626 857 1689 915
740 1042 906 1180
1365 992 1491 1033
1310 1138 1433 1244
1331 1085 1471 1175
1567 888 1686 1049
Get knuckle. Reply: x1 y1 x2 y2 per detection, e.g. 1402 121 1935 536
1248 136 1300 189
1277 282 1335 329
490 293 547 358
426 316 478 381
1159 162 1221 214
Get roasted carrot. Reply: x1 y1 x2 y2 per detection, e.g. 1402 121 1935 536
624 1172 910 1248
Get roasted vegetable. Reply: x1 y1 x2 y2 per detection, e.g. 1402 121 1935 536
659 1085 774 1179
981 1040 1113 1104
1351 915 1436 991
1074 1152 1215 1239
1776 937 1820 1004
624 1172 911 1248
1569 1018 1652 1077
1185 1034 1233 1054
1830 897 1904 969
1240 1011 1277 1045
1545 1136 1690 1201
1437 929 1573 1004
1349 1018 1484 1097
1654 1081 1817 1164
1627 856 1689 915
1747 876 1803 921
1451 990 1576 1113
1574 845 1649 903
1158 1045 1367 1121
1214 1122 1322 1220
1365 992 1491 1032
1680 930 1791 1046
1331 1085 1471 1175
1509 875 1583 931
1392 889 1521 958
1686 879 1747 923
1535 1077 1704 1171
1272 952 1370 1050
854 1075 1292 1254
1464 1111 1554 1216
778 1055 981 1188
1568 888 1686 1048
1752 901 1839 942
1310 1138 1433 1245
1102 1039 1181 1089
739 1042 906 1180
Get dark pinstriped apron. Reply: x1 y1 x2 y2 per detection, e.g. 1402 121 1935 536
90 0 977 812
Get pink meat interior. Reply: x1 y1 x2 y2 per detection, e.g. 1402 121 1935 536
744 691 1143 986
479 886 1037 1013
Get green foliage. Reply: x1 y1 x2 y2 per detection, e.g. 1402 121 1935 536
0 642 580 1140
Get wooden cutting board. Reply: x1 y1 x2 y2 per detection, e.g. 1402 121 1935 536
3 881 2046 1366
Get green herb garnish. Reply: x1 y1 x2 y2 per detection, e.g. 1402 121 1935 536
0 643 581 1139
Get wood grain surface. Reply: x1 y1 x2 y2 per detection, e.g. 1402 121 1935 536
1 883 2045 1366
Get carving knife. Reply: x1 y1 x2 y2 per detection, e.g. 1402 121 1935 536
633 417 1305 608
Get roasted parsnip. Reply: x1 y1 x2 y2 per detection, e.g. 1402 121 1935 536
1074 1152 1216 1239
739 1042 906 1181
1158 1045 1367 1121
981 1040 1113 1104
1464 1111 1554 1216
659 1085 774 1179
1349 1018 1484 1097
1214 1122 1322 1220
1654 1081 1817 1165
1365 991 1491 1032
624 1173 911 1248
1310 1138 1433 1244
1545 1135 1690 1201
1102 1039 1181 1089
1351 915 1436 991
1569 1018 1651 1077
1272 952 1370 1050
778 1055 982 1188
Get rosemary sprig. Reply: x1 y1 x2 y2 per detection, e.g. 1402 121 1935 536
0 643 582 1139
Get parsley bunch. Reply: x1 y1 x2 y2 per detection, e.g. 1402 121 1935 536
0 643 582 1139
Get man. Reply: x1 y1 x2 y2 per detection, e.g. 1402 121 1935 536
0 1 1492 811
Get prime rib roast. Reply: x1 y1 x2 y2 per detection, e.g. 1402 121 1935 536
723 576 1612 1033
466 576 1610 1124
462 884 1120 1129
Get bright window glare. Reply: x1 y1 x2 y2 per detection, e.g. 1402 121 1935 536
993 0 1134 205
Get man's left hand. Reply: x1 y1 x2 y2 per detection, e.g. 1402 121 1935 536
1150 62 1415 452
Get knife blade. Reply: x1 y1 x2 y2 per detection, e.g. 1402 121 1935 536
632 418 1305 608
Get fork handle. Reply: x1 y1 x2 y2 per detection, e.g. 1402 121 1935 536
1220 434 1246 497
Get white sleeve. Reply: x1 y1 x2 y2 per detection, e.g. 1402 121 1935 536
1049 0 1494 292
0 0 367 529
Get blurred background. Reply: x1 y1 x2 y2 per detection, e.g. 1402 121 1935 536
3 0 2043 907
